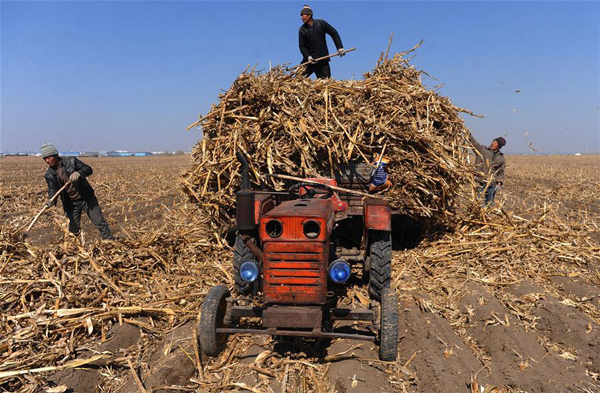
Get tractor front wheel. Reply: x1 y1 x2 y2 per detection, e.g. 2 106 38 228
199 285 230 357
368 231 392 300
379 287 399 361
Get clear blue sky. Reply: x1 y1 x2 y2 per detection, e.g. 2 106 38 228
2 1 599 153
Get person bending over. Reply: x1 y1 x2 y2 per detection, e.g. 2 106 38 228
41 143 115 240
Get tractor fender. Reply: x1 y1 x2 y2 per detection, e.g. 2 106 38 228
363 198 391 231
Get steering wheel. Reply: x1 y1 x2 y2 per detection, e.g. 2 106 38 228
288 182 335 200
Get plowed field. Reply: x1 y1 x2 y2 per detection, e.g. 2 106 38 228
1 154 599 393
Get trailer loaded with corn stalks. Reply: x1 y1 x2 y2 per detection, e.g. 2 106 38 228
1 45 600 393
183 43 482 234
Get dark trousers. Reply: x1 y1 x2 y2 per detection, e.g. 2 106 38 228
478 184 497 206
65 196 113 239
303 61 331 79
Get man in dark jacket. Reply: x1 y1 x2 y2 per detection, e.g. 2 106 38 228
299 5 345 79
469 134 506 206
41 143 114 240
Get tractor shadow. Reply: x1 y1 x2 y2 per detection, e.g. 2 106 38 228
335 214 423 252
391 214 422 250
271 336 332 359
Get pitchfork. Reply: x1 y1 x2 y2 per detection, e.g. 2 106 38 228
19 181 71 239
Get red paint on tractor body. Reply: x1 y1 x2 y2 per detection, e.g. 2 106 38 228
301 178 348 212
364 197 392 231
260 199 334 304
259 199 335 242
262 241 329 304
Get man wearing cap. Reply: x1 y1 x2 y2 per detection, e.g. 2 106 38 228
469 134 506 206
41 143 115 240
299 5 345 79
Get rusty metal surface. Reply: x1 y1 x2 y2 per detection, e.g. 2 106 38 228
230 306 264 318
236 190 255 230
337 247 363 260
263 241 328 304
262 306 322 328
264 198 333 219
364 198 392 231
229 306 374 322
242 235 263 262
215 327 376 342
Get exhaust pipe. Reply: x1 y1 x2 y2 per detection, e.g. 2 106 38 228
236 151 250 190
236 151 255 231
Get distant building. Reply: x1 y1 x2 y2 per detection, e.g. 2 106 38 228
0 149 156 157
61 151 81 157
105 150 153 157
3 151 35 156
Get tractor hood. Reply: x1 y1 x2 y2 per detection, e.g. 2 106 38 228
259 199 335 243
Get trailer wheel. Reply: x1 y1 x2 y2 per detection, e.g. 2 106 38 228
233 236 257 295
379 288 399 361
368 231 392 300
199 285 230 357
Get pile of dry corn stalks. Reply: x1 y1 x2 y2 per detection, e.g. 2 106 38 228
183 44 481 232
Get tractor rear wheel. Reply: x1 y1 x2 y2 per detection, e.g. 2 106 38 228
379 288 399 361
199 285 230 357
368 231 392 300
233 235 257 295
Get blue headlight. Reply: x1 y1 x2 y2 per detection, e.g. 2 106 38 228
328 260 351 283
240 261 259 283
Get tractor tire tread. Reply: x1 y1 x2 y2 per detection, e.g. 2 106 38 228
199 285 230 357
379 288 399 361
368 231 392 300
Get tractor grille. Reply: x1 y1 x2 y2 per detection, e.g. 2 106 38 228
263 242 327 305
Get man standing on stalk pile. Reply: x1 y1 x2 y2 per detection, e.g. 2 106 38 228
41 143 115 240
469 134 506 206
299 4 345 79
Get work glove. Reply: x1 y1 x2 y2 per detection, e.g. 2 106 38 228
307 56 317 64
337 48 345 57
69 171 81 182
45 199 54 208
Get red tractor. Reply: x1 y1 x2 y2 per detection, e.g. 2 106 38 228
199 152 398 361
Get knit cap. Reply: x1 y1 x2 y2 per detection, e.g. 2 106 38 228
494 137 506 148
300 5 313 16
41 143 59 158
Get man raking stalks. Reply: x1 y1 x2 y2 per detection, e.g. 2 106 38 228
40 143 115 240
